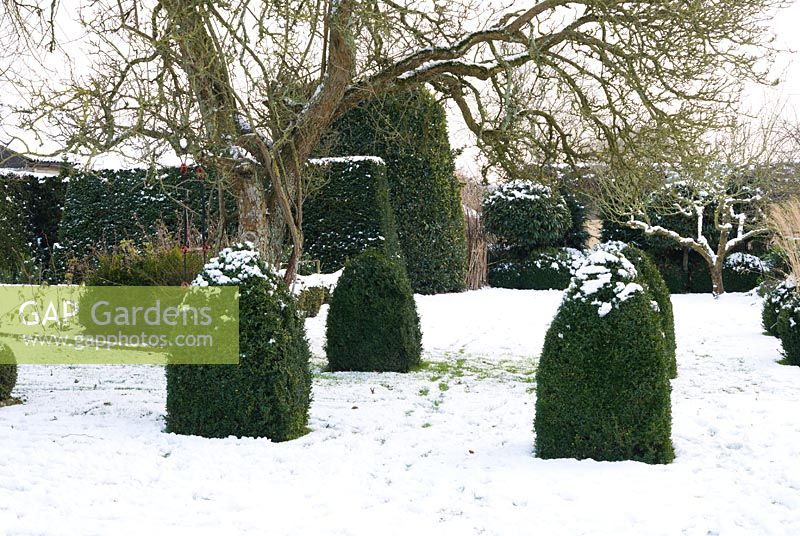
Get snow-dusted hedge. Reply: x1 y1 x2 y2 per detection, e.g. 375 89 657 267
303 158 400 272
483 181 572 252
535 247 674 464
488 247 583 290
326 250 421 372
166 244 312 440
0 342 16 400
57 167 230 281
330 88 467 294
0 172 67 283
763 279 796 337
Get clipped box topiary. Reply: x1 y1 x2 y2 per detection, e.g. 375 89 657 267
326 250 421 372
763 279 795 337
535 247 674 464
609 243 677 379
482 181 572 254
166 243 312 440
777 293 800 366
0 342 17 400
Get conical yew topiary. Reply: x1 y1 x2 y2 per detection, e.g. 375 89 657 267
534 247 674 464
326 250 422 372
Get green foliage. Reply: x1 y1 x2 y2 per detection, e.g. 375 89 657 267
764 280 796 337
482 182 571 253
488 247 580 290
326 250 422 372
297 286 329 318
722 253 766 292
535 249 674 464
57 167 231 281
615 244 677 378
166 244 312 440
777 295 800 366
0 173 67 283
303 158 400 272
0 343 17 400
330 89 467 294
561 190 589 250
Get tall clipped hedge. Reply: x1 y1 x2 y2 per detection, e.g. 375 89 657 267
57 166 232 280
303 157 400 272
166 244 312 440
777 294 800 366
330 89 467 294
0 343 17 400
0 172 67 283
535 248 674 464
326 250 422 372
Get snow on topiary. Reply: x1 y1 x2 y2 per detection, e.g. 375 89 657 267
0 342 17 400
534 246 674 464
763 278 795 337
482 181 572 253
166 242 312 440
722 252 767 292
599 242 677 378
325 249 422 372
776 286 800 366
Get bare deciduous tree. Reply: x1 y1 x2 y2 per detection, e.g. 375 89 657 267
0 0 788 281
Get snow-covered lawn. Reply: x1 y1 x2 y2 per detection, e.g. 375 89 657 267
2 289 799 535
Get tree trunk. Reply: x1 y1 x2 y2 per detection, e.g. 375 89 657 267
709 262 725 296
231 171 271 260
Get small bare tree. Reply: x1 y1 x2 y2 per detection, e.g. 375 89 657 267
598 119 794 295
0 0 789 283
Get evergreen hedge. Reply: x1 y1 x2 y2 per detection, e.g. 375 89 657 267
57 167 231 280
166 244 312 440
534 248 674 464
303 157 400 272
0 343 17 400
325 250 422 372
488 247 582 290
0 173 67 283
329 89 467 294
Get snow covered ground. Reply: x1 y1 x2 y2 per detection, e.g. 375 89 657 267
2 289 799 535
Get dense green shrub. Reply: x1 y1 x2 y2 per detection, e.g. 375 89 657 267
763 279 795 337
488 247 582 290
777 294 800 366
0 343 17 400
482 182 571 253
326 250 421 372
723 253 766 292
535 248 674 464
561 190 589 250
330 89 467 294
297 286 329 318
606 243 677 378
57 167 231 281
166 244 312 440
303 157 400 272
0 173 67 283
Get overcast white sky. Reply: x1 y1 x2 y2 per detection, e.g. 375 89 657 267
3 1 800 171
